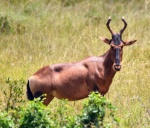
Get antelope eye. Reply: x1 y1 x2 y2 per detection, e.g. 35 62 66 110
120 46 123 50
111 46 116 50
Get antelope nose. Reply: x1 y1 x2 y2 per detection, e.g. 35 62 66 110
114 65 121 71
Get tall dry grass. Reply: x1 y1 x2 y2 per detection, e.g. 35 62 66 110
0 0 149 127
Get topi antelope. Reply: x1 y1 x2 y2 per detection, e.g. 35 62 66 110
27 17 136 105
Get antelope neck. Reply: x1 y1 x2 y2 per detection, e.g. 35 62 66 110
102 48 116 77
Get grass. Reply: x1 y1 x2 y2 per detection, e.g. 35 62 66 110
0 0 150 127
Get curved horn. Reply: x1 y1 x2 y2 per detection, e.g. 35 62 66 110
106 17 114 35
120 17 127 35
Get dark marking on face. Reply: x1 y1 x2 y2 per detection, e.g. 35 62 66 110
110 34 123 71
112 34 121 45
115 48 120 65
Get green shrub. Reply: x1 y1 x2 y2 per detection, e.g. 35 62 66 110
19 92 119 128
0 111 15 128
1 78 26 126
3 78 25 112
19 98 54 128
74 92 119 128
51 99 75 128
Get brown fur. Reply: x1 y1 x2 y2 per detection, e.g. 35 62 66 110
27 18 136 105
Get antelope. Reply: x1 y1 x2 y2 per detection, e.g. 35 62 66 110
27 17 136 105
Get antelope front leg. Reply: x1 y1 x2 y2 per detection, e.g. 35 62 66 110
95 84 109 96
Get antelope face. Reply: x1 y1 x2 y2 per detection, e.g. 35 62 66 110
100 17 137 72
110 34 124 71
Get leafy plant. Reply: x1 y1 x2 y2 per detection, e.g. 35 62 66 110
19 98 54 128
18 92 119 128
3 78 25 112
0 111 15 128
74 92 119 128
51 99 75 128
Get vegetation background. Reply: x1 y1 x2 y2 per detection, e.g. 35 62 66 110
0 0 149 127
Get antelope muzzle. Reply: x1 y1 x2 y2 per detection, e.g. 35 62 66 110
114 64 121 71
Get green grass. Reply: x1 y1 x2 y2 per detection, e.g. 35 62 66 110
0 0 150 127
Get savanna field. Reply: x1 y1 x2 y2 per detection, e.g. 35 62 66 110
0 0 150 127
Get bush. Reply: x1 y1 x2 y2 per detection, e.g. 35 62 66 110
50 99 75 128
18 92 119 128
74 92 119 128
0 111 15 128
3 78 25 112
19 98 54 128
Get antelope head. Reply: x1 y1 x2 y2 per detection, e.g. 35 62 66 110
100 17 137 71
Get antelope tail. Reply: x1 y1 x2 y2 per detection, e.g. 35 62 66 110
26 80 34 100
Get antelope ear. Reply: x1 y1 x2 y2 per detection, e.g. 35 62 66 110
99 36 111 44
124 40 137 46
